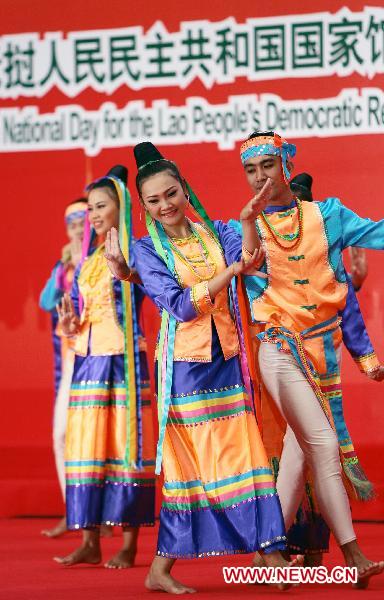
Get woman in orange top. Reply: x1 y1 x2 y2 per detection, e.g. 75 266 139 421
106 142 294 594
56 166 156 569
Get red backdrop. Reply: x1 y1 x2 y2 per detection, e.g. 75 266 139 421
0 0 383 518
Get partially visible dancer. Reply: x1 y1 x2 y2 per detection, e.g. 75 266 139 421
40 199 87 538
270 168 384 566
290 173 313 203
55 165 156 568
290 173 379 378
290 173 368 291
341 276 384 380
231 131 384 588
106 142 299 594
290 173 379 376
288 173 382 565
350 247 368 291
286 273 384 569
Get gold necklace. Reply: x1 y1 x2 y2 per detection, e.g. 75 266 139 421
79 244 106 288
169 231 196 245
167 222 217 281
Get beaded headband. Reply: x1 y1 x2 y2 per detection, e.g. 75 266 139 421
138 158 162 170
240 132 297 183
64 201 87 224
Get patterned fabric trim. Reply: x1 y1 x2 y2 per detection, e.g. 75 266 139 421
162 468 277 511
65 458 156 485
69 381 150 408
353 352 380 374
168 384 252 425
190 281 214 315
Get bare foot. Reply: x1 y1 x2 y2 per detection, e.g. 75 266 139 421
291 555 304 567
303 553 323 567
251 552 267 585
252 551 266 567
41 517 67 538
352 560 384 589
145 570 196 594
262 551 303 590
342 540 384 589
105 548 136 569
263 552 303 568
53 544 102 566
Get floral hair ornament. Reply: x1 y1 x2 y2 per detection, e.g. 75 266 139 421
240 131 297 183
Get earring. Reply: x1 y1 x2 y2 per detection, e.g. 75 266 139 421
142 208 153 225
139 206 147 222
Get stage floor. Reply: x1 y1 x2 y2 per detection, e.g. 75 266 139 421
2 519 384 599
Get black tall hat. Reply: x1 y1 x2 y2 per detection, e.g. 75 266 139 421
106 164 128 186
134 142 164 170
290 172 313 202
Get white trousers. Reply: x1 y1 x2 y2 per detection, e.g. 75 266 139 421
258 342 356 546
52 352 74 502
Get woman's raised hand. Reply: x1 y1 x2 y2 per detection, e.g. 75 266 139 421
240 179 272 222
56 293 79 336
104 227 131 281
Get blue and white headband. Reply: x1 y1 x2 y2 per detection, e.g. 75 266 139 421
240 133 296 183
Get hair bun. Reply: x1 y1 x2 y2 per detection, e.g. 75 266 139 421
106 165 128 186
134 142 164 170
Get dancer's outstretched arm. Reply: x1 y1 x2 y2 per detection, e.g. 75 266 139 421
239 178 271 254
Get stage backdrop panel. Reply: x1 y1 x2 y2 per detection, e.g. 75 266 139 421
0 0 383 518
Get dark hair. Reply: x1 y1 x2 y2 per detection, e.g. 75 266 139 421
67 197 87 207
136 159 184 197
248 130 275 140
87 179 119 205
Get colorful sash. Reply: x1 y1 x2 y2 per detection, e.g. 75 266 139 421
145 183 220 474
110 176 142 470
